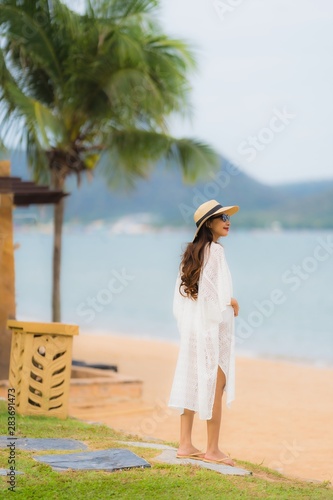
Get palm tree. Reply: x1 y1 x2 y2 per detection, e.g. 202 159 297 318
0 0 218 321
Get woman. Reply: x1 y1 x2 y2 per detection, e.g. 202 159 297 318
168 199 239 466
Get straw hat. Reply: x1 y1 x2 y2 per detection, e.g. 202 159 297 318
193 199 239 241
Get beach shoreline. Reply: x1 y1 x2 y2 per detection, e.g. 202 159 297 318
71 332 333 485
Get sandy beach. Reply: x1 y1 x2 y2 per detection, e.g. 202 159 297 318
71 333 333 484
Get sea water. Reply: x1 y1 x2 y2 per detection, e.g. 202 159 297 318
14 225 333 366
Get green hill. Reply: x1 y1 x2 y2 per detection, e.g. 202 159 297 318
9 151 333 228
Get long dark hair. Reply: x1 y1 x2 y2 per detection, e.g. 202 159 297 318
179 221 214 300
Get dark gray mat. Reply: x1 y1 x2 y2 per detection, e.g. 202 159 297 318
0 437 87 451
34 448 151 472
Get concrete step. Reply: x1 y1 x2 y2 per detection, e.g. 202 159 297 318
70 366 142 406
0 366 144 415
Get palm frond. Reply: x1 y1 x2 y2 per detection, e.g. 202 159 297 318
166 138 220 183
88 0 158 22
26 136 50 184
3 82 65 148
0 49 25 147
100 129 219 189
0 2 62 82
0 0 218 190
102 68 168 126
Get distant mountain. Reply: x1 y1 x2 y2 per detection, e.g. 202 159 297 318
269 182 333 228
9 151 333 228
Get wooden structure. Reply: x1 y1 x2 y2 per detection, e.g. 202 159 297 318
7 320 78 419
0 160 68 379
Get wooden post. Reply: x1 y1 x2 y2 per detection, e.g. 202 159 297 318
0 160 16 380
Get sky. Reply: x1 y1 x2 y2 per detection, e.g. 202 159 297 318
159 0 333 185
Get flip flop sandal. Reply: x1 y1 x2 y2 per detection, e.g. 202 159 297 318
203 457 234 465
176 452 205 461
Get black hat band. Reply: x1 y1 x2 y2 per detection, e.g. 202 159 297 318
195 204 223 228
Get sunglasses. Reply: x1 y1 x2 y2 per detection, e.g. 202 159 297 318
211 213 230 222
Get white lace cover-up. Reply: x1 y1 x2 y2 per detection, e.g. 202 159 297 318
168 242 235 420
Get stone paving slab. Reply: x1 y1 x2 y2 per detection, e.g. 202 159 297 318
34 448 151 472
0 435 250 476
0 437 87 451
0 468 23 476
116 440 176 450
117 440 252 476
153 449 252 476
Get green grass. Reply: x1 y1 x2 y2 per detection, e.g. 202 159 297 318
0 401 332 499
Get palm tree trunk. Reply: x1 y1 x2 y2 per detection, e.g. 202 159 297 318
51 171 65 322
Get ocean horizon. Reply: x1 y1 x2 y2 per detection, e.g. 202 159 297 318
13 223 333 367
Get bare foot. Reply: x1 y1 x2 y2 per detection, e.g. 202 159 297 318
203 451 235 467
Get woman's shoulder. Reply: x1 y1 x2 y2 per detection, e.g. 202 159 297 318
204 242 225 263
208 242 224 255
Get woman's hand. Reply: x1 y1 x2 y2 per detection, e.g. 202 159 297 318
230 297 239 317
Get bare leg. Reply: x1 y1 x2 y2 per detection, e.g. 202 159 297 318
177 409 203 457
204 367 235 466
